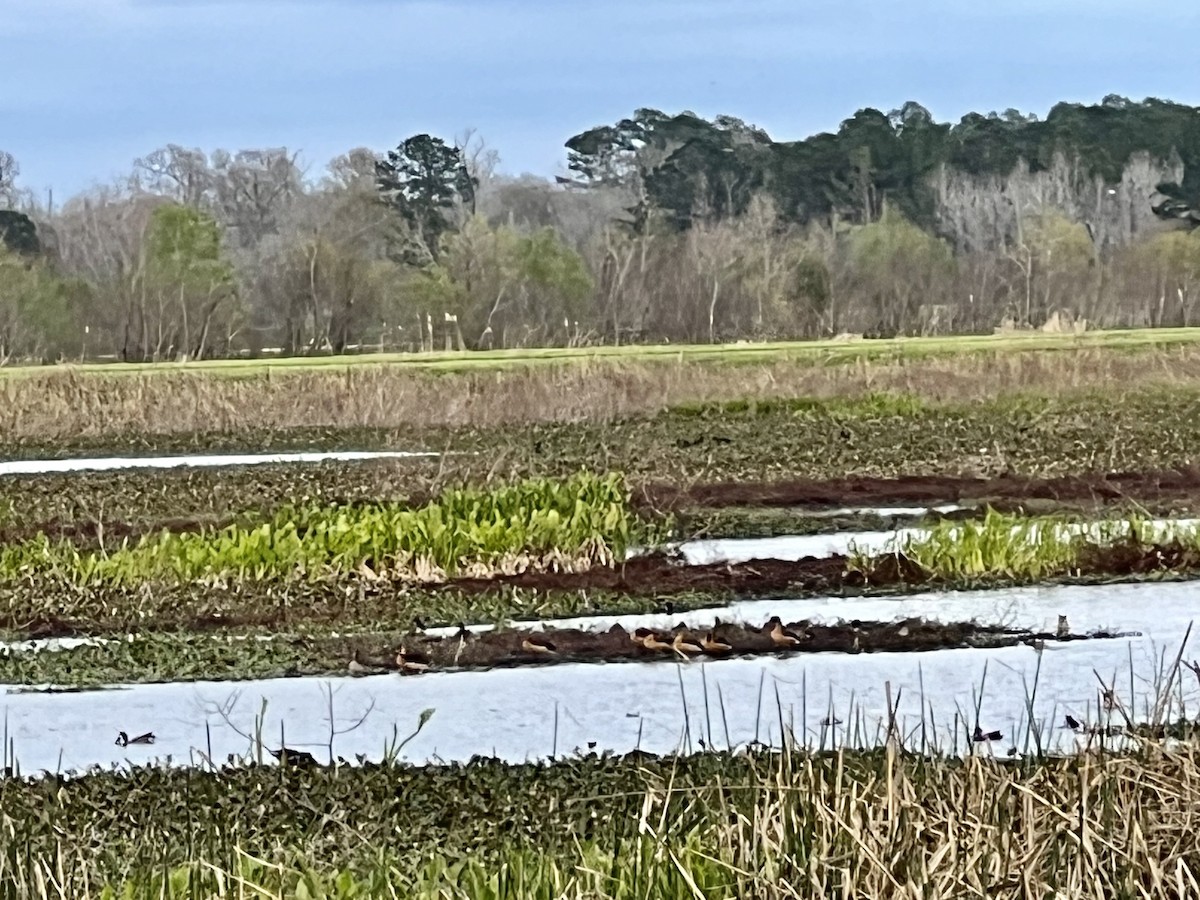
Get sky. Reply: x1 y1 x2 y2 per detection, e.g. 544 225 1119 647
2 0 1198 201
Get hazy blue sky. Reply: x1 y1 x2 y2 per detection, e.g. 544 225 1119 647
3 0 1198 199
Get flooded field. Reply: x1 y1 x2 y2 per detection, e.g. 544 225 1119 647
0 449 442 475
7 383 1200 894
2 579 1193 774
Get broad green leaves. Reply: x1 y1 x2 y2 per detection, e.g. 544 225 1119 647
0 472 658 587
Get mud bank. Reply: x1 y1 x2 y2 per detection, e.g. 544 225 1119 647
345 617 1126 676
640 468 1200 512
446 540 1200 598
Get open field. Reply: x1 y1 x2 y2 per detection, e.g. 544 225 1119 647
8 342 1200 896
8 326 1200 378
7 335 1200 448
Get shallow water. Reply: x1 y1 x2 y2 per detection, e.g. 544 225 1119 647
0 450 442 476
799 504 966 517
424 556 1200 642
2 580 1194 774
671 517 1200 566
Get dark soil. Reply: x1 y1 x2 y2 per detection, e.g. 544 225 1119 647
638 467 1200 512
10 539 1197 640
445 537 1200 599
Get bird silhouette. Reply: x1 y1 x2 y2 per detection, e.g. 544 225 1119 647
972 726 1003 742
115 731 155 747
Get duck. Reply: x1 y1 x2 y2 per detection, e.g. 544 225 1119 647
701 631 732 654
348 648 378 675
1057 615 1069 639
521 634 559 655
767 617 808 648
269 746 320 768
115 731 155 747
636 630 675 653
672 632 705 656
395 645 432 674
972 726 1003 743
1064 715 1082 731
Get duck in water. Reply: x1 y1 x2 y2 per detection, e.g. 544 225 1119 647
115 731 156 747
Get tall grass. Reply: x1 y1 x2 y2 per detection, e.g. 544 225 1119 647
10 343 1200 442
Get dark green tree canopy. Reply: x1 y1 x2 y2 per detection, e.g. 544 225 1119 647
0 210 39 255
375 134 477 260
568 97 1200 234
566 108 773 231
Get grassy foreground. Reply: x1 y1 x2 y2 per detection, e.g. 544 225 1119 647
2 742 1200 898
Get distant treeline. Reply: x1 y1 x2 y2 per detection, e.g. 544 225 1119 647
0 95 1198 362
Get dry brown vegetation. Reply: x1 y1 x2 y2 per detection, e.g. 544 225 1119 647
9 344 1200 442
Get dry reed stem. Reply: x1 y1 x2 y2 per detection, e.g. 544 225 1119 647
7 347 1200 442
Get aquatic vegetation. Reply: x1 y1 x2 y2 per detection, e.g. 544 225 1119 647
855 509 1200 581
0 472 664 587
3 742 1200 898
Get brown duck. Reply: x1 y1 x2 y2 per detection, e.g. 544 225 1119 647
767 617 808 648
672 632 705 656
348 647 381 675
701 631 733 654
521 634 559 655
635 629 675 653
395 645 432 674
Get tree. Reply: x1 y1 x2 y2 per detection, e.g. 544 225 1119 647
1009 212 1094 325
249 167 407 355
144 205 238 359
0 210 39 255
0 246 78 362
133 145 212 206
1131 230 1200 325
375 134 476 261
427 216 593 347
0 150 21 208
210 148 303 249
847 210 955 335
